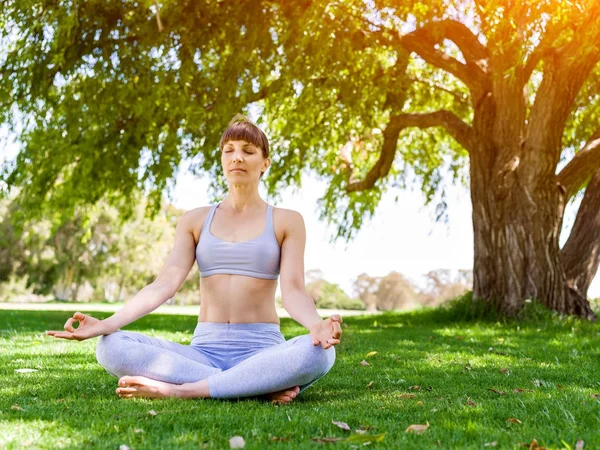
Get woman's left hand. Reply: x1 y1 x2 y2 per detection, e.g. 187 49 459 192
309 315 343 349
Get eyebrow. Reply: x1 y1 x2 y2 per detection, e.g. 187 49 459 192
225 143 254 148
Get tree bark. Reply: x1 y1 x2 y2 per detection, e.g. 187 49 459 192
561 168 600 300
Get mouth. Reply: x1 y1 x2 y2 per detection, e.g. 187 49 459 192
230 169 246 172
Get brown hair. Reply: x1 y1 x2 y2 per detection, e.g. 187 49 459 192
219 114 270 158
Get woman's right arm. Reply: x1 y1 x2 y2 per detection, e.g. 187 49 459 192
46 209 204 340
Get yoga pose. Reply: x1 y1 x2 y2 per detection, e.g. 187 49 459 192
46 115 342 404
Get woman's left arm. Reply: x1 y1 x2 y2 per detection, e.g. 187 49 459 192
279 210 342 349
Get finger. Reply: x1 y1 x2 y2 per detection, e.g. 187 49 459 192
73 311 86 320
331 322 342 339
330 314 343 323
47 331 75 340
326 339 341 346
64 318 76 332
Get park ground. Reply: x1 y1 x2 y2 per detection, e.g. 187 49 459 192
1 299 599 449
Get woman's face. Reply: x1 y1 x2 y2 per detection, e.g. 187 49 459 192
221 139 270 184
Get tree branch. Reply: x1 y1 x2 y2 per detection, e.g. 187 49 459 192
561 166 600 300
557 128 600 199
523 21 568 83
346 111 476 192
399 19 489 93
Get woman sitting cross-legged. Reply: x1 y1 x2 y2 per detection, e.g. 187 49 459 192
46 114 342 404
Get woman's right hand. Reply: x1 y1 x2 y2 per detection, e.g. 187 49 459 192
45 312 113 341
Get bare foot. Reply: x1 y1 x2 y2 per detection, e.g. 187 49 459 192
264 386 300 405
116 375 176 399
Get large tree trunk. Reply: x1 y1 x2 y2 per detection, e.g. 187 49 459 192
470 146 598 319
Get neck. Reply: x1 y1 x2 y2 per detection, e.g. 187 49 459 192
222 184 265 212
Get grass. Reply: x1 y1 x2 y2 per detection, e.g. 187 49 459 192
1 302 599 449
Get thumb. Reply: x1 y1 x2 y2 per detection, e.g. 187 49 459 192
73 312 86 321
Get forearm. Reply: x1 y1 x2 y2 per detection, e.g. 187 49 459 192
282 289 323 331
102 282 173 333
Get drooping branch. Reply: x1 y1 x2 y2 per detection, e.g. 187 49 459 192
561 167 600 299
399 19 489 94
557 128 600 199
346 111 477 192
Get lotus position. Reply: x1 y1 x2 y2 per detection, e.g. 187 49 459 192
46 114 342 403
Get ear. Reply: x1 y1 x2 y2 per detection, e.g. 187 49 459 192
263 157 271 173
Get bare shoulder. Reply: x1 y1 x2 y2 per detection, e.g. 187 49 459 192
181 206 213 243
272 207 305 237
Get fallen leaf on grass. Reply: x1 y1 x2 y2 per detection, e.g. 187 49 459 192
270 437 290 442
119 445 130 450
148 410 157 416
366 381 374 388
14 369 38 373
311 437 342 443
576 439 585 449
396 393 415 399
355 429 367 435
417 401 424 406
499 368 510 374
360 360 371 366
466 398 476 407
11 404 24 411
484 441 498 447
520 438 546 450
229 436 245 448
590 393 600 398
513 388 533 393
365 351 378 357
409 385 421 390
134 428 144 434
332 420 351 431
488 388 506 395
507 418 522 424
406 422 430 434
345 433 386 444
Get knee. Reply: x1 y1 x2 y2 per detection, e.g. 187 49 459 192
96 332 126 374
295 335 336 378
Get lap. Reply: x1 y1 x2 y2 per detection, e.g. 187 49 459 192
98 330 217 367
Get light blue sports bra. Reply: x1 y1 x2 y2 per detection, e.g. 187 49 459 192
196 203 281 280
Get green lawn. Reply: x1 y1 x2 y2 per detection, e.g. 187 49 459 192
1 305 599 449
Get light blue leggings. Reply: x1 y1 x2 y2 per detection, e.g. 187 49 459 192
95 322 336 399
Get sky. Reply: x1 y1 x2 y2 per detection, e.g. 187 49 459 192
1 124 599 300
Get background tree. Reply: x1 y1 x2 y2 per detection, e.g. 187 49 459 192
420 269 473 307
2 0 599 317
352 272 380 311
373 271 421 311
305 271 366 310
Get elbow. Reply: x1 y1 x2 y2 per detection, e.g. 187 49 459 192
281 286 310 308
149 280 177 300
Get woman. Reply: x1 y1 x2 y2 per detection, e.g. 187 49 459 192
46 114 342 404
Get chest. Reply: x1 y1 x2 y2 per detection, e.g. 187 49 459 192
197 208 284 246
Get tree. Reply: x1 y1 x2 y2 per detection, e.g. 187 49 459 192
2 1 599 317
374 271 421 311
352 272 379 311
420 269 473 306
305 272 365 310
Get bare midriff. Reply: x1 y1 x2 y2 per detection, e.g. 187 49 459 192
198 274 280 324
